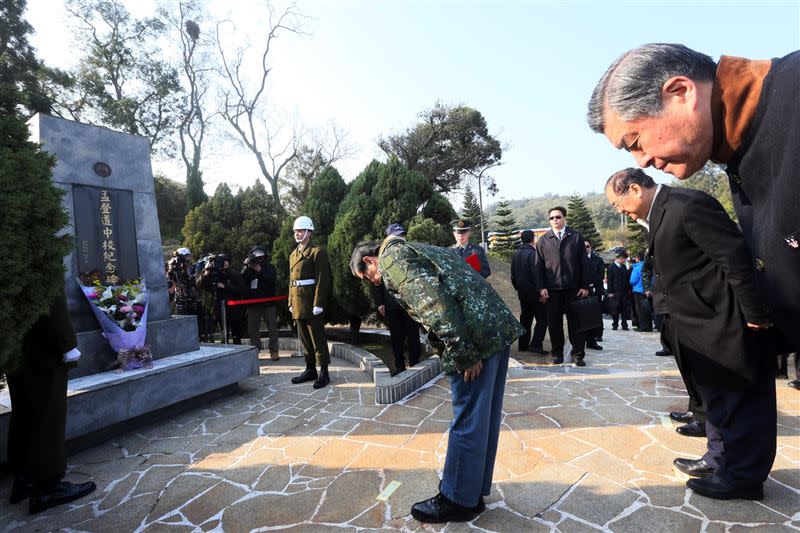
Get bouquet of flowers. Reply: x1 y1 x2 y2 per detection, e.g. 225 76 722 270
79 277 153 372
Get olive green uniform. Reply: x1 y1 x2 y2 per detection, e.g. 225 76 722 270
289 243 331 366
7 290 77 486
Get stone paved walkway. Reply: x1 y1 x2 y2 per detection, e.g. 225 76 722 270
1 323 798 532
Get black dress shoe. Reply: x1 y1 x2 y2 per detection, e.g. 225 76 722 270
551 356 564 364
528 346 546 355
291 367 318 384
30 481 97 514
313 367 330 389
10 478 33 504
789 380 800 390
687 475 764 500
655 349 673 357
586 341 603 350
621 326 629 331
676 421 707 438
669 411 693 423
673 457 716 478
411 493 477 523
572 352 586 367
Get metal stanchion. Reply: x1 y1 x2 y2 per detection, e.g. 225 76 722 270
221 299 228 344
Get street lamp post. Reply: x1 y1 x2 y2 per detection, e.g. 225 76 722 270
477 171 487 251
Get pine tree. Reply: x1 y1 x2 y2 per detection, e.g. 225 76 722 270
626 216 648 256
491 199 517 260
461 186 482 243
1 0 73 371
567 194 604 251
186 168 207 210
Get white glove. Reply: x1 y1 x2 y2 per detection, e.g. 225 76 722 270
313 306 323 316
289 306 293 314
63 348 81 363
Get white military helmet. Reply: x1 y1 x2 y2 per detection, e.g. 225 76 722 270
293 216 315 231
176 247 192 256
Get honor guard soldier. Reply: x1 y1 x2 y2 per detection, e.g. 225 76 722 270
288 216 332 389
450 219 491 279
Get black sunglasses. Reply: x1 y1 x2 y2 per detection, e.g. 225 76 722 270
549 215 563 220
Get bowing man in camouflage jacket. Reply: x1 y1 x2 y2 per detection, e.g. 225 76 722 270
350 236 523 524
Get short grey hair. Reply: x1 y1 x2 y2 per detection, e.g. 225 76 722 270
587 43 716 133
606 168 657 196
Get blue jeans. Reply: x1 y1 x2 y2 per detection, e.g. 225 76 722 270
440 348 510 507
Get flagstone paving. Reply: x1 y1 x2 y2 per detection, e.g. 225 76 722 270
1 324 798 532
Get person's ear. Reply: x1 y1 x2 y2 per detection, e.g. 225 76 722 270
662 76 695 105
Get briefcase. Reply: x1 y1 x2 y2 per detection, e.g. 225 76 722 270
568 296 603 332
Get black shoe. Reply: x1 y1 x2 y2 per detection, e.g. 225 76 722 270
596 336 603 342
789 380 800 390
612 326 618 331
687 475 763 500
291 367 318 384
621 326 629 331
411 493 477 523
639 328 653 332
574 357 586 367
528 346 546 355
551 356 564 365
676 421 707 438
586 341 603 350
30 481 97 514
669 411 693 424
313 366 330 389
390 366 406 377
655 349 673 357
673 458 716 478
10 477 32 504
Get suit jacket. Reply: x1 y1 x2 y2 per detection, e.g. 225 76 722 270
450 242 491 278
587 253 606 297
511 243 538 303
606 262 630 295
288 243 330 320
647 186 773 388
535 227 590 291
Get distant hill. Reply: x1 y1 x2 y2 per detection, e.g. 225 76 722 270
485 192 619 232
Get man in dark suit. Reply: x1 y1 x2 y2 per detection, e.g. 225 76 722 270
606 251 631 331
511 230 547 354
535 206 591 366
7 288 97 514
606 168 776 501
584 240 605 350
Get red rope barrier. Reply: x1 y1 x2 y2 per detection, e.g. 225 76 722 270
226 295 288 307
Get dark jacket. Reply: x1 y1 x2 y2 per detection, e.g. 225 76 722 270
241 263 277 306
534 227 590 291
450 242 491 279
20 290 77 372
587 253 606 297
197 267 246 301
716 51 800 352
371 281 403 313
648 186 773 388
511 243 538 303
606 262 630 295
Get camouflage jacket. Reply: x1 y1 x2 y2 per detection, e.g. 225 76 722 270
379 236 523 373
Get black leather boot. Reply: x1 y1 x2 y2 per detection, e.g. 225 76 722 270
313 366 330 389
10 477 33 504
291 366 318 384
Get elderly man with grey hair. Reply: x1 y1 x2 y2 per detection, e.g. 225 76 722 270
587 44 800 383
605 167 777 501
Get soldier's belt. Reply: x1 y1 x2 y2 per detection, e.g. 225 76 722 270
290 279 316 287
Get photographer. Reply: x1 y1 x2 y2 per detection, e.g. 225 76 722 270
168 247 208 340
241 246 280 360
197 253 246 344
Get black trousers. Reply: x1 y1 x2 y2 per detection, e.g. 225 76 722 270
633 292 653 331
663 317 705 423
7 361 68 486
698 373 777 486
610 294 630 329
546 289 585 356
386 308 421 370
518 299 548 351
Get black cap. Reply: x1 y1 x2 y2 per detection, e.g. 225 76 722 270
385 223 406 236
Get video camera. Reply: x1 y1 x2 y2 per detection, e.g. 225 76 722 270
246 246 268 267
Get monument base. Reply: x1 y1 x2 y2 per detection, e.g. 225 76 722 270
0 343 258 462
70 315 200 378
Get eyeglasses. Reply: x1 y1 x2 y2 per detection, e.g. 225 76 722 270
611 186 631 211
584 244 591 248
549 215 563 220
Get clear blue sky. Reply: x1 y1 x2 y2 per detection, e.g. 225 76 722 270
26 0 800 206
